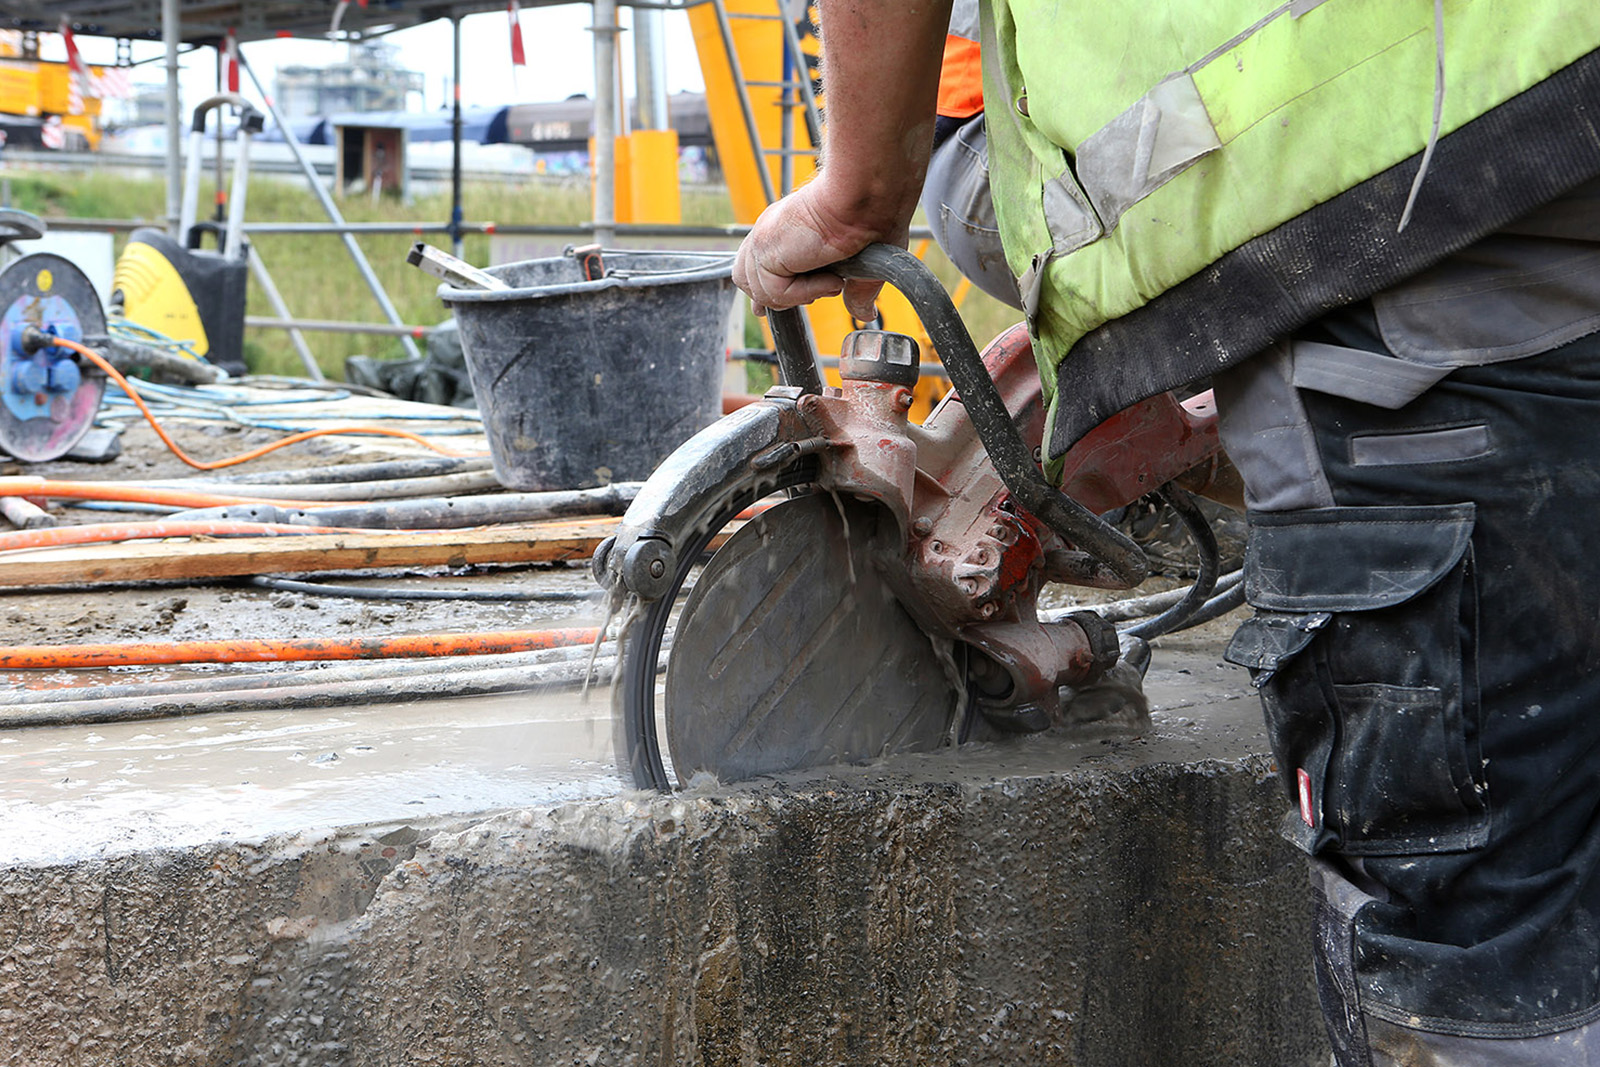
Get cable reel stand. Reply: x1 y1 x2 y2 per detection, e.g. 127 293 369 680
0 209 108 462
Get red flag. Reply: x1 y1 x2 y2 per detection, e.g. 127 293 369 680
508 2 527 67
223 29 240 93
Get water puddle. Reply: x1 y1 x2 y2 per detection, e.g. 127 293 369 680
0 685 623 865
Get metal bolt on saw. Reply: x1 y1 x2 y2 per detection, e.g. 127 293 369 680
595 244 1227 790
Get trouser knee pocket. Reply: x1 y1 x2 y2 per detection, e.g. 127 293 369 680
1225 504 1488 856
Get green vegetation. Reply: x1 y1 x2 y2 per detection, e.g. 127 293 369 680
0 168 1019 380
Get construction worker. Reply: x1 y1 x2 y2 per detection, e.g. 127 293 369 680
734 3 1600 1063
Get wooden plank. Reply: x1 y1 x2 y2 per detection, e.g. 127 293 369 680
0 517 624 588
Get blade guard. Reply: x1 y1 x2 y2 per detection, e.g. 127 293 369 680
595 390 815 603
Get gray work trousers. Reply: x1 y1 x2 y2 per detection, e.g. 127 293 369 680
1217 327 1600 1066
919 114 1022 310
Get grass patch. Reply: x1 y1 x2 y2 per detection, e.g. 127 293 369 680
0 168 1019 380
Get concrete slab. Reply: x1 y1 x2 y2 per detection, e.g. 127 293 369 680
0 632 1331 1066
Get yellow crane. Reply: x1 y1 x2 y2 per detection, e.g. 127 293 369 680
687 0 956 418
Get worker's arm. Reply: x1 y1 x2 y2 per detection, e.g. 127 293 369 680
732 0 952 320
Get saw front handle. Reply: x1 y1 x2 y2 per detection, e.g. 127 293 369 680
770 244 1149 589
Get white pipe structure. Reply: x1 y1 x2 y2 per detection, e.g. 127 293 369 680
238 51 422 361
633 7 669 132
592 0 620 248
162 0 182 237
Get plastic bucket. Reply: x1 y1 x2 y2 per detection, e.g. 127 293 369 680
440 250 736 491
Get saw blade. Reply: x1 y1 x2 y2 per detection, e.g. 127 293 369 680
664 492 962 784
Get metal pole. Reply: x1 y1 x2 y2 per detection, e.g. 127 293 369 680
245 246 323 380
633 7 669 131
710 0 777 205
592 0 619 247
213 45 225 224
162 0 182 237
238 53 422 361
450 15 464 258
778 2 823 147
244 316 440 339
779 25 793 195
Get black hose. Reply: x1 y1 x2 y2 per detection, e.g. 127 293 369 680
1070 570 1243 624
167 483 643 530
0 656 622 730
1177 579 1248 631
149 469 504 502
1041 570 1245 631
768 307 825 395
831 245 1150 588
0 644 610 707
247 575 601 602
185 454 493 486
1121 486 1222 640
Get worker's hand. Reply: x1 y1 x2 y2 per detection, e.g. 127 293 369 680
733 177 907 322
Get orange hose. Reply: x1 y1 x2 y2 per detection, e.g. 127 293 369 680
0 476 360 511
0 628 602 670
0 520 385 553
54 336 485 470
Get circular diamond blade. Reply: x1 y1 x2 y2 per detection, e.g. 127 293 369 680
664 493 960 784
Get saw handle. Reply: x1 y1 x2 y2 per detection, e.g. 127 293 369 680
773 243 1150 588
767 307 825 395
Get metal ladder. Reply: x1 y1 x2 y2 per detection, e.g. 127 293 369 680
706 0 824 203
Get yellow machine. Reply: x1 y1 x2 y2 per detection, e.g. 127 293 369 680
0 56 104 150
111 94 263 377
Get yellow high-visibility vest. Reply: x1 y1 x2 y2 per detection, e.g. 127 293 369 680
980 0 1600 471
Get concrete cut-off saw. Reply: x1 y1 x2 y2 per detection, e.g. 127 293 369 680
596 244 1235 790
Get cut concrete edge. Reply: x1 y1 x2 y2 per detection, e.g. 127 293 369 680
2 732 1325 1066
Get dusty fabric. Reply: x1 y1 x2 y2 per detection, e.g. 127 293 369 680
1222 319 1600 1047
919 115 1022 309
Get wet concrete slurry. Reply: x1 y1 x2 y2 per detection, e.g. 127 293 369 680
0 687 619 866
0 609 1261 866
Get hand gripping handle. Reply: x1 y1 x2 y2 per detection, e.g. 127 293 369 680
767 243 1149 588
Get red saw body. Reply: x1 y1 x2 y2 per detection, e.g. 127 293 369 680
596 244 1230 789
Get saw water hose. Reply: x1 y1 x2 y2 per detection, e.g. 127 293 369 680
0 519 391 553
0 477 377 511
0 654 626 730
0 628 601 670
43 333 485 469
1121 486 1221 640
